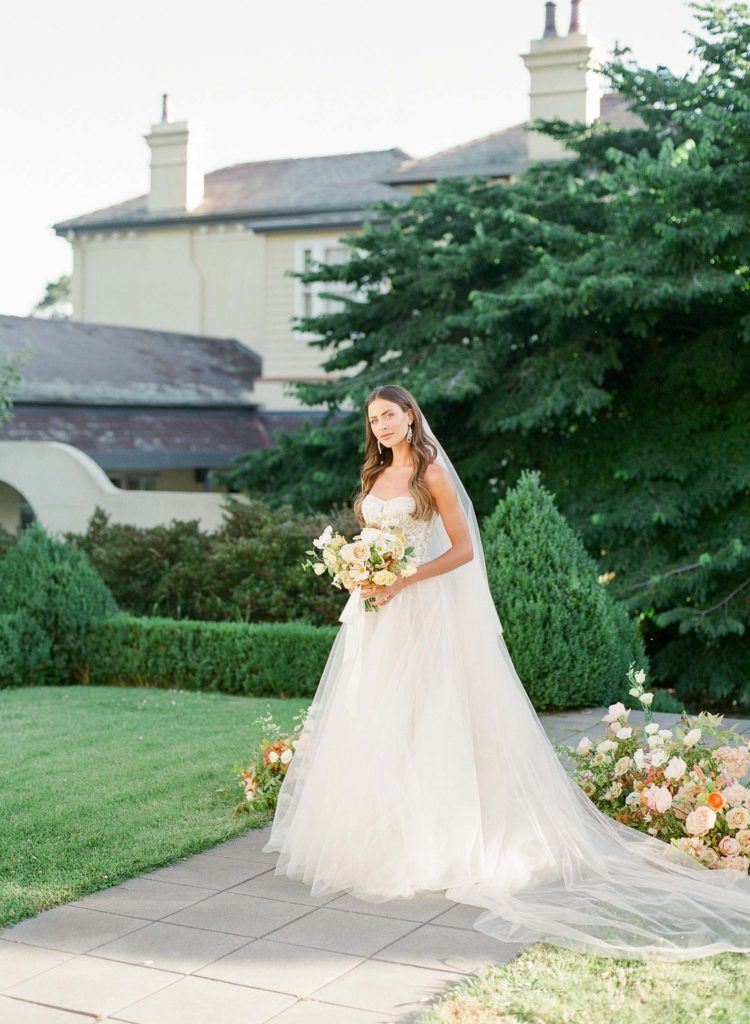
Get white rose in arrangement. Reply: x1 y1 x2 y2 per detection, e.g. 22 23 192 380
614 756 632 777
634 669 647 685
658 729 673 740
616 726 633 740
313 562 327 576
633 748 646 770
640 692 654 706
371 568 398 587
576 737 593 755
685 805 717 836
726 806 750 831
722 784 749 807
596 739 619 755
280 748 293 765
359 527 382 545
645 723 660 735
648 748 669 767
643 784 673 813
683 728 702 748
341 541 370 563
648 734 665 748
313 525 333 549
664 756 687 781
602 703 629 724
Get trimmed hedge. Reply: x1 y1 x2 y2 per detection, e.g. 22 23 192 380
483 470 647 711
89 616 339 698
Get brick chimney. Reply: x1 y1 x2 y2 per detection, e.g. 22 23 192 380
521 2 603 162
144 95 206 213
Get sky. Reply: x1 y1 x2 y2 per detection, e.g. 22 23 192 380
1 0 704 317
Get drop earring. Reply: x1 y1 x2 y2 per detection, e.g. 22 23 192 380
377 438 382 455
407 424 413 443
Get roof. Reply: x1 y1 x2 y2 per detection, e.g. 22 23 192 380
53 148 411 235
0 406 271 470
383 93 644 184
0 315 261 406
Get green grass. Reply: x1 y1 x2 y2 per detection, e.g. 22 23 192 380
0 684 307 928
417 941 750 1023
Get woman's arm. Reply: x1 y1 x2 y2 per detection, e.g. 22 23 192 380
360 464 473 604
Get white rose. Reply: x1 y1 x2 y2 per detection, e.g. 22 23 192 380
359 527 382 545
643 784 673 813
648 734 665 748
596 739 619 755
614 756 632 777
576 737 593 755
645 723 660 735
649 748 669 767
602 703 629 724
640 692 654 706
616 727 633 740
658 729 673 740
683 728 702 748
664 756 687 781
633 748 646 771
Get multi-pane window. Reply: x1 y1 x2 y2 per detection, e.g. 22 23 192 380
294 240 355 323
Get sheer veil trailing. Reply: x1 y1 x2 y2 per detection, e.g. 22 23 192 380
419 414 750 961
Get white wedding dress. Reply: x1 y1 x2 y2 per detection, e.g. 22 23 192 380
263 490 750 960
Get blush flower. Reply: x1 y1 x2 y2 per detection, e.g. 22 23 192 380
685 805 717 836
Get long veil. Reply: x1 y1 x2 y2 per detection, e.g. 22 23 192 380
420 413 750 961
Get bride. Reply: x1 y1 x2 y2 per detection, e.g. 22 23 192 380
263 383 750 961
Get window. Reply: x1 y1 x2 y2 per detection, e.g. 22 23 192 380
108 472 159 491
294 239 357 323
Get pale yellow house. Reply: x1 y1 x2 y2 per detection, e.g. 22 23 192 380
53 1 638 419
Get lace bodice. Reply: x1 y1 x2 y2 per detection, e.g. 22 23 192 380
361 493 436 565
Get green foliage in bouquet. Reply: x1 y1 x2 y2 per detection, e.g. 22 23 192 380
67 500 359 626
483 471 645 710
0 522 117 684
215 3 750 707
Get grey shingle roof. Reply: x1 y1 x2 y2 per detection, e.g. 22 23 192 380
53 149 411 235
0 315 261 406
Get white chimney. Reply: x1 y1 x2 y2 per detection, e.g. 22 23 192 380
521 2 603 162
144 95 206 213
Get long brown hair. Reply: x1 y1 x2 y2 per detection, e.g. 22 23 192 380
353 384 438 525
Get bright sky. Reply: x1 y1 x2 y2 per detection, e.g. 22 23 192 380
1 0 702 317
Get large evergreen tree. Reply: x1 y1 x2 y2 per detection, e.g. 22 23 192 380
219 2 750 706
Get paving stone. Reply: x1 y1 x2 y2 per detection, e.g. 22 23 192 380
310 956 466 1016
141 854 270 890
429 901 485 930
112 974 294 1024
324 891 450 923
265 908 419 958
227 869 336 907
0 906 151 955
89 920 250 973
0 996 97 1023
0 941 76 990
256 1000 387 1023
373 923 524 975
70 877 215 920
2 955 181 1018
195 937 363 996
164 891 313 938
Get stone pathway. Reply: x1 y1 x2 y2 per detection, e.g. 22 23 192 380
3 706 750 1023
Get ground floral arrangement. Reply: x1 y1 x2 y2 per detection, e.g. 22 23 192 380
301 520 417 612
558 667 750 873
232 709 307 814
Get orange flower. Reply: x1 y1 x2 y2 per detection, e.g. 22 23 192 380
707 791 725 811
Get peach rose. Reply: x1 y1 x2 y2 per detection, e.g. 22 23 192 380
685 805 717 836
719 836 741 858
726 806 750 831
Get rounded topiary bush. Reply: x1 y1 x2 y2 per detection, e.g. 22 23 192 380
482 470 646 710
0 522 117 685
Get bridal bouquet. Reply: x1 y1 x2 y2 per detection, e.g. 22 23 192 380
559 666 750 873
232 708 308 813
302 520 417 612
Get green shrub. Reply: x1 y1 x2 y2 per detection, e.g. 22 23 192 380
0 612 52 687
89 616 338 698
68 500 357 625
0 523 117 684
482 471 646 711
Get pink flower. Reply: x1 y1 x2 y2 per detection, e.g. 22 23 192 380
685 805 717 836
643 784 673 814
719 836 741 858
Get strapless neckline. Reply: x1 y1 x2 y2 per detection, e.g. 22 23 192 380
364 493 414 504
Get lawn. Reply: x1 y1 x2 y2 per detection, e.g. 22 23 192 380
417 941 750 1024
0 684 307 928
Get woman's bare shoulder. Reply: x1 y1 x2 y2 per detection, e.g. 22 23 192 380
424 461 453 497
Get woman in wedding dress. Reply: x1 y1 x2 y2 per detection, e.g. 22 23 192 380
263 383 750 961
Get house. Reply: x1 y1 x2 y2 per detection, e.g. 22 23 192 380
52 1 639 416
